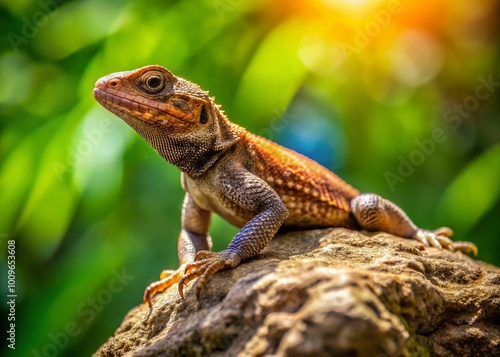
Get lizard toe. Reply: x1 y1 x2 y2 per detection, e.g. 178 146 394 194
435 235 455 251
143 264 186 310
178 250 240 299
427 233 443 250
414 230 443 249
193 250 215 262
453 241 478 256
178 260 208 298
413 229 477 256
432 226 454 238
159 269 177 279
413 230 430 247
194 259 227 299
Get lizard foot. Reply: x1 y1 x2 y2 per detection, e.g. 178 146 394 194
178 250 239 299
413 227 478 255
143 264 187 310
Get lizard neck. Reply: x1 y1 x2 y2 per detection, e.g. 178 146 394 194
155 135 237 176
131 114 244 177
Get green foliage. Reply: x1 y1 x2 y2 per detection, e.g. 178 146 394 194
0 0 498 355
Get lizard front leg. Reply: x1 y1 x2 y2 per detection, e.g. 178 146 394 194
178 171 289 299
143 193 212 308
351 193 477 254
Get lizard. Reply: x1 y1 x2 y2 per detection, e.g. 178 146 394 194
92 65 477 309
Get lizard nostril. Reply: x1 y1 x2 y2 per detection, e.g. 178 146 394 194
108 79 121 88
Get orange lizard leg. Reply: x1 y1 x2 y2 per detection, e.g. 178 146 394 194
143 264 187 309
178 250 238 299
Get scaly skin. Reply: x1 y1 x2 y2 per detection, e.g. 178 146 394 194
93 65 478 309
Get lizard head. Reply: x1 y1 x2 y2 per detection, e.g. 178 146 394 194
93 65 243 175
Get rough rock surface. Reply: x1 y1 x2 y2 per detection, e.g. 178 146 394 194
93 228 500 357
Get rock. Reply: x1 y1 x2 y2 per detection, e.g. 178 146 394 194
93 228 500 357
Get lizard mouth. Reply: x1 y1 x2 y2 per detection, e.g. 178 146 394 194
93 87 195 126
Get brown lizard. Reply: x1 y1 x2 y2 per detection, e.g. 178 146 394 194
93 65 477 309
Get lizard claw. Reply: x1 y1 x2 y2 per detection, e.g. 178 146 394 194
413 227 477 255
143 264 186 310
178 250 238 299
452 241 478 256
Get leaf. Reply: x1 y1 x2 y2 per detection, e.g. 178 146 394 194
231 19 308 131
437 143 500 236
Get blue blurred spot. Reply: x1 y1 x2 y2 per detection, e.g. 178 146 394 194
275 99 347 171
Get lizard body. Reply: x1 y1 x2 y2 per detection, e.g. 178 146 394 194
183 131 359 229
93 65 477 307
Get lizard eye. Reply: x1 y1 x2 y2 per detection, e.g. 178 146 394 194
141 71 165 94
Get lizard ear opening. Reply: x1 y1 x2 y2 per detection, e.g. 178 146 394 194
200 105 209 124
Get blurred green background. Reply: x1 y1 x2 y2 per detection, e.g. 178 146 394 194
1 0 499 355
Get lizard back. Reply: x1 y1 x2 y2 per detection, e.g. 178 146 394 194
242 131 360 228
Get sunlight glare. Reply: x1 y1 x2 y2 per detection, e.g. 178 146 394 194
322 0 384 15
333 0 373 7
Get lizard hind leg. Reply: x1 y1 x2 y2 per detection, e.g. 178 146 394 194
350 193 477 255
